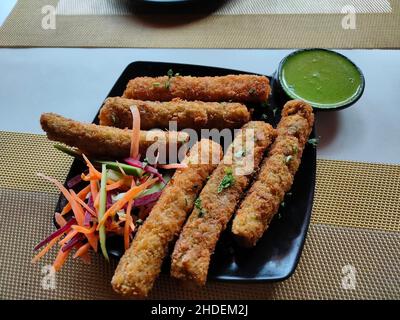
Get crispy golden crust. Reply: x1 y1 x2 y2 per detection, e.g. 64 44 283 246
277 99 314 146
231 100 314 247
170 121 276 286
111 140 222 297
281 99 314 127
268 136 303 176
99 97 250 130
40 113 189 159
122 75 271 103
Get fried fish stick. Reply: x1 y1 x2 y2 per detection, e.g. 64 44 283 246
111 139 223 297
40 113 189 159
231 100 314 247
123 74 271 103
99 97 250 130
170 121 276 286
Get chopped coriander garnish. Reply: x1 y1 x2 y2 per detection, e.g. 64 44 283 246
136 219 143 226
195 197 201 209
292 145 298 155
261 114 268 120
218 167 235 193
165 69 175 89
248 88 256 95
308 137 320 148
195 197 206 217
206 175 210 180
285 155 293 164
272 107 278 117
152 82 161 87
175 72 180 76
286 192 292 197
277 212 282 219
280 201 285 208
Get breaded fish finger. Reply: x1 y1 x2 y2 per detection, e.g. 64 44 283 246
123 74 271 103
99 97 251 130
111 139 223 297
170 121 276 286
40 113 189 159
231 100 314 247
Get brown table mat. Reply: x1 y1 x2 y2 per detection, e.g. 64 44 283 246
1 0 399 48
0 131 399 299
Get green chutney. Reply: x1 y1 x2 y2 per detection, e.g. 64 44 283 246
280 49 363 109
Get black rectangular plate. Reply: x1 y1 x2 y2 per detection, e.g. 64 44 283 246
55 61 316 282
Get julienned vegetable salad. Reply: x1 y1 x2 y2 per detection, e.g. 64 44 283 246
32 106 186 271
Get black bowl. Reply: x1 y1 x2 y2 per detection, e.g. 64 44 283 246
276 48 365 111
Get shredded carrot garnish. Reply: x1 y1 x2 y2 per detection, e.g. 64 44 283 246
54 212 67 227
81 173 91 181
106 179 117 185
69 197 85 226
97 177 157 229
38 173 85 225
53 247 71 272
124 201 133 251
90 180 99 207
81 173 102 181
70 190 97 217
82 154 102 179
129 105 140 159
73 243 91 259
57 215 97 253
61 185 91 215
106 178 127 192
35 140 168 271
85 229 98 253
124 179 136 250
72 224 96 234
59 229 78 246
31 234 63 264
59 224 97 253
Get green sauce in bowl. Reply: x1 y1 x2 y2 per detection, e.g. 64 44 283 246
279 49 364 110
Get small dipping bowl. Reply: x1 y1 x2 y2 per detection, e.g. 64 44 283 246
277 49 365 110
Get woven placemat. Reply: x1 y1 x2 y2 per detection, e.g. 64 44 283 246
0 131 399 299
0 0 399 48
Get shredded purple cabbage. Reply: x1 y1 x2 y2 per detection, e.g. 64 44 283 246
83 211 92 226
34 218 77 251
124 157 165 183
66 170 87 188
61 233 84 252
133 191 162 207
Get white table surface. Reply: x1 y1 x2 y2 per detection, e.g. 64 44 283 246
0 0 17 27
0 48 399 164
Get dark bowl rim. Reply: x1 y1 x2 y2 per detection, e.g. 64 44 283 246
277 48 366 111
